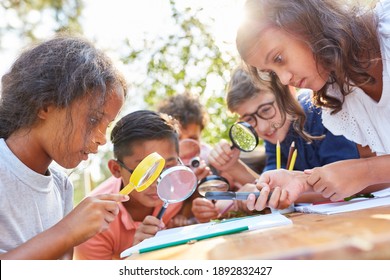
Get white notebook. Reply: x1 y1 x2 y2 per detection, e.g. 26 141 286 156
120 212 292 258
295 187 390 215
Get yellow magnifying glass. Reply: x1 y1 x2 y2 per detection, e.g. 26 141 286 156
119 152 165 195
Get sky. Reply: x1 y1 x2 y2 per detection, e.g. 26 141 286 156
83 0 246 112
82 0 244 52
0 0 245 78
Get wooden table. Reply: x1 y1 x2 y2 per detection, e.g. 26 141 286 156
127 205 390 260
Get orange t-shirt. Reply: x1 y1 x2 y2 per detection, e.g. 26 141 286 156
73 177 182 259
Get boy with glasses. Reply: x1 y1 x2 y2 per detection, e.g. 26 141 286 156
74 110 184 259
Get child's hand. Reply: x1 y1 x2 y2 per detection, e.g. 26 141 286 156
247 170 310 211
62 193 129 246
167 214 194 228
208 139 240 172
305 159 368 202
193 160 212 181
133 215 165 246
235 183 259 214
191 197 219 223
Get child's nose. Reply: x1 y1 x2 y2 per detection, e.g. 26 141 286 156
255 118 271 136
93 128 107 146
277 70 292 86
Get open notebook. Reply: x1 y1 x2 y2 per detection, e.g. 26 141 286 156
120 212 292 258
295 187 390 215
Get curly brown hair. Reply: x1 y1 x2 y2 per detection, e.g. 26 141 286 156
157 92 209 131
0 34 127 140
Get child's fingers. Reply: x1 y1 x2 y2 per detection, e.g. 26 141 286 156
278 189 291 209
254 186 270 211
306 171 322 191
267 187 282 209
193 198 214 208
97 193 130 202
246 193 256 211
143 215 165 228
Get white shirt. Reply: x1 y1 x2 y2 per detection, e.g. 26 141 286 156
321 0 390 155
0 138 73 254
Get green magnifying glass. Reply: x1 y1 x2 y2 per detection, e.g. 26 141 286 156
119 152 165 195
229 121 259 152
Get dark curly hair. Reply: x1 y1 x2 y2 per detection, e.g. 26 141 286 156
0 34 127 140
157 92 209 131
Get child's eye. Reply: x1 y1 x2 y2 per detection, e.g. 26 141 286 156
274 54 282 63
89 117 99 126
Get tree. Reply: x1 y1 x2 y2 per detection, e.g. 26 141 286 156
121 0 240 144
0 0 83 48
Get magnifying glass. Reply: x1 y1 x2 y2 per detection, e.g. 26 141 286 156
179 139 201 168
156 165 198 219
229 121 259 152
119 152 165 195
197 174 230 196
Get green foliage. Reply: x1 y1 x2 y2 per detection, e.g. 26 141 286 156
121 0 240 144
0 0 83 47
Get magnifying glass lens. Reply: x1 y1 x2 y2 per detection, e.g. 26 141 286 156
138 161 161 186
119 152 165 195
158 167 197 200
179 139 201 166
156 166 197 220
229 122 258 152
197 175 230 196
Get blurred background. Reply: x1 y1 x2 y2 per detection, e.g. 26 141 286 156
0 0 265 203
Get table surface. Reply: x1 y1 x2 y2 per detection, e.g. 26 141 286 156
126 205 390 260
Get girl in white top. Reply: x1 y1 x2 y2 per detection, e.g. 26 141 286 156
0 35 129 259
235 0 390 210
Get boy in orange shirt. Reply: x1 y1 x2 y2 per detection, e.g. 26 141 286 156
74 110 183 259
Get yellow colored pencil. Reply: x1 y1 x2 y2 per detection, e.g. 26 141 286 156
276 140 281 169
288 149 297 171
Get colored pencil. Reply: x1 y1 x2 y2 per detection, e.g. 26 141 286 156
288 149 297 171
276 140 281 169
286 141 295 170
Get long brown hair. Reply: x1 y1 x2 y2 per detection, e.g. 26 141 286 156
237 0 380 114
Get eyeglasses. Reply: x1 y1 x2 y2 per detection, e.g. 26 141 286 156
240 101 276 127
117 160 134 174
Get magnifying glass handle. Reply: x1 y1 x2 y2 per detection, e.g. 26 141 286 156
119 182 135 195
235 192 260 200
156 204 168 220
205 191 266 200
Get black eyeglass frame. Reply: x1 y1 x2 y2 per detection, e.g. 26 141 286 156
116 159 134 174
240 100 276 127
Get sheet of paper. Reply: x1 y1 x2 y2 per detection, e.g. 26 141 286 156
120 212 292 258
295 187 390 215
